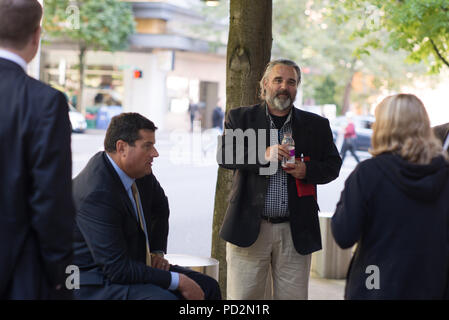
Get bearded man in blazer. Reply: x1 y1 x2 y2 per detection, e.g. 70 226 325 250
73 113 221 300
0 0 75 299
217 59 342 300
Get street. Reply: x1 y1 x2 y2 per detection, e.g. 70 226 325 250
72 129 370 258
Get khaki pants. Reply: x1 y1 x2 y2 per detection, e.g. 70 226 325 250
226 220 311 300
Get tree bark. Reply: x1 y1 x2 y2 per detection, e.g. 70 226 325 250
211 0 272 299
341 58 357 115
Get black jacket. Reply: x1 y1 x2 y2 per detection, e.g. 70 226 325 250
332 153 449 299
72 152 171 298
218 103 342 255
0 58 75 299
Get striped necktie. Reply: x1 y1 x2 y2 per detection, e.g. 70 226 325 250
131 182 152 267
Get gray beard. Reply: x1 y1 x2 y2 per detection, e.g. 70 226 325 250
268 95 292 111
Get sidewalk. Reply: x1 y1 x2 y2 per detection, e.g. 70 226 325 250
309 271 346 300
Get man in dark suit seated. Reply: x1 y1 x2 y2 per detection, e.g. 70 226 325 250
72 113 221 300
0 0 75 299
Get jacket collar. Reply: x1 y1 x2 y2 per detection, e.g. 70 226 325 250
105 152 135 194
102 152 136 219
0 50 27 72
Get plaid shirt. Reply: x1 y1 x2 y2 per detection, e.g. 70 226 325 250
263 106 293 218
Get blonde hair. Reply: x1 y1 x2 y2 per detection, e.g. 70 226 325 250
370 93 446 164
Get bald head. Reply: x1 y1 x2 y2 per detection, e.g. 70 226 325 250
0 0 43 51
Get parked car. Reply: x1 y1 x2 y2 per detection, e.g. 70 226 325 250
331 115 375 152
69 104 87 133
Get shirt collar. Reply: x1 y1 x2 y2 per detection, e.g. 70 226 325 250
0 49 27 72
265 102 294 126
106 153 135 192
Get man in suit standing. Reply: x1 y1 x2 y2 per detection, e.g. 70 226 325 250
0 0 75 299
218 59 342 299
433 122 449 153
73 113 221 300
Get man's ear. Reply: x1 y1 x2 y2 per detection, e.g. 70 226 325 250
262 79 268 94
116 140 127 156
31 26 41 47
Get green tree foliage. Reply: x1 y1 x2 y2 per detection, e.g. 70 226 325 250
314 75 337 105
338 0 449 73
272 0 428 114
44 0 135 51
43 0 135 112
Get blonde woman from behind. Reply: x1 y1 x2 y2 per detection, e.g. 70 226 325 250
331 93 449 300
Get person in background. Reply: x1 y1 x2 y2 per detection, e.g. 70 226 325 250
94 93 104 106
212 104 225 131
188 100 199 132
332 93 449 299
0 0 75 299
340 113 360 164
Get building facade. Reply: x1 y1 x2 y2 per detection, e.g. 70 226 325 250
41 0 227 131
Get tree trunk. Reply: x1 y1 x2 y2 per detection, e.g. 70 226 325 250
78 45 86 114
341 59 357 115
211 0 272 299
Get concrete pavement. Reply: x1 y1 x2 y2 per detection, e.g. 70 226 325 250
309 272 346 300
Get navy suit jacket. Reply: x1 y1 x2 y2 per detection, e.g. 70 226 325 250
218 103 342 255
0 58 75 299
72 152 172 298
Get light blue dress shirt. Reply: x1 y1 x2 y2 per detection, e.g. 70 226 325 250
106 153 179 290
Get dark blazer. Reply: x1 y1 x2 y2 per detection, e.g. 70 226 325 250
0 58 75 299
72 152 172 298
218 103 342 255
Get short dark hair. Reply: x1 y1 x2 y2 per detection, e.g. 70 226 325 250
104 113 157 153
0 0 43 50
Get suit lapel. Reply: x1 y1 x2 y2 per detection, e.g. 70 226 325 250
253 103 276 148
291 108 310 157
102 152 137 220
0 57 26 73
252 103 270 130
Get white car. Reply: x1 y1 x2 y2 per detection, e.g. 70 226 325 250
69 105 87 133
